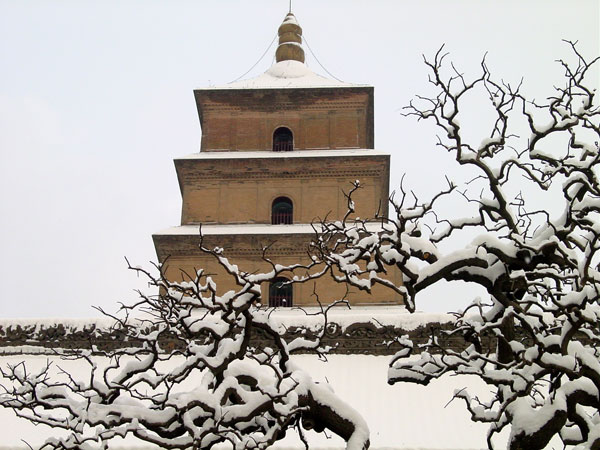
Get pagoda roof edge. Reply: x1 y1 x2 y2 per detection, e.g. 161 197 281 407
194 84 373 92
174 149 389 161
153 222 388 236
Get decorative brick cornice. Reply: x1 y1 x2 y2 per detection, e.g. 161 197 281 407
153 234 312 259
0 320 486 356
184 168 383 182
175 154 389 183
201 100 368 114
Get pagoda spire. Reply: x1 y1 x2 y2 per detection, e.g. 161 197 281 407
275 12 305 63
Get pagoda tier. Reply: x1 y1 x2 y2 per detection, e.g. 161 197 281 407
194 85 374 152
172 149 389 225
153 223 402 307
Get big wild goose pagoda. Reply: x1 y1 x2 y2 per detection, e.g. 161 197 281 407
152 12 402 307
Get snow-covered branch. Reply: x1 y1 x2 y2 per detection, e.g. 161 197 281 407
0 249 369 449
310 42 600 449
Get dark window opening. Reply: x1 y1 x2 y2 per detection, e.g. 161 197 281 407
273 127 293 152
272 197 293 224
269 277 293 307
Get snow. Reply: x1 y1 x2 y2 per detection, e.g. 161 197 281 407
176 149 388 160
0 354 494 449
200 60 362 90
0 317 118 331
154 222 389 236
281 13 299 27
266 306 454 332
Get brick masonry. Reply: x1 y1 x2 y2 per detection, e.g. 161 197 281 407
155 76 399 307
175 154 390 225
194 87 374 151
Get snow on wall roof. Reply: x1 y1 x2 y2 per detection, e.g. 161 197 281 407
154 222 388 236
0 309 453 337
176 149 388 160
0 317 116 330
199 60 365 90
0 353 499 449
268 305 454 332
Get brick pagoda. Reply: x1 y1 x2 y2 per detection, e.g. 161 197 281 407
153 13 401 307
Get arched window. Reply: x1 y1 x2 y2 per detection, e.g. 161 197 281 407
273 127 293 152
272 197 293 224
269 277 293 307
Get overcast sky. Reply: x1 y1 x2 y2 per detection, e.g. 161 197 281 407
0 1 598 318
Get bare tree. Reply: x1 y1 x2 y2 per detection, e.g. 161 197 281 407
0 244 369 450
310 42 600 449
2 41 598 450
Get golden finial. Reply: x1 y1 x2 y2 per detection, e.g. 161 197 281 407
275 12 305 63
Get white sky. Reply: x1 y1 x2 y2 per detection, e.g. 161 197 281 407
0 1 598 318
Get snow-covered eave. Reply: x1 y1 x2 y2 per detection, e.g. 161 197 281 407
153 222 388 236
175 149 389 161
194 84 372 91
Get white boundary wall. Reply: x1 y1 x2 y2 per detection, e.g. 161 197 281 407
0 354 499 449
